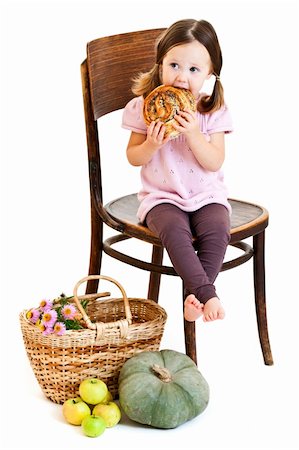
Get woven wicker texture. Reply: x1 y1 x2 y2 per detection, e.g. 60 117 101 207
19 275 167 404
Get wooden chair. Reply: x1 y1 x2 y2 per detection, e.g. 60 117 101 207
81 28 273 366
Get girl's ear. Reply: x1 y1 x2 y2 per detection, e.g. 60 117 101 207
206 72 212 80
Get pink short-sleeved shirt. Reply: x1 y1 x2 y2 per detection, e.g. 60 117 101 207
122 95 233 222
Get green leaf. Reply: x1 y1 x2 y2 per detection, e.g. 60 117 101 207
80 299 89 311
64 319 84 330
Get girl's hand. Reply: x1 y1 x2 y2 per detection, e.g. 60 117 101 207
146 120 170 148
173 109 198 137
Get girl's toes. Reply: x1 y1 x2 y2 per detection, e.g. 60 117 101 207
218 310 225 320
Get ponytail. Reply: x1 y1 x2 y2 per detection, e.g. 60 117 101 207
199 76 225 114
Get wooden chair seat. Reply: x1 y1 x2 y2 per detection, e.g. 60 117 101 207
105 194 268 244
81 28 273 367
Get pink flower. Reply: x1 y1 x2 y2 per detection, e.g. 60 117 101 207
42 326 54 336
39 299 53 312
61 304 77 320
26 308 40 323
41 309 58 327
54 322 66 336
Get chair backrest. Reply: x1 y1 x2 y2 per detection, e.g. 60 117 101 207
85 28 165 120
81 28 165 227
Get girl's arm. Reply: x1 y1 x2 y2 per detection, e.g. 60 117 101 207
187 130 225 172
174 110 225 172
126 121 169 167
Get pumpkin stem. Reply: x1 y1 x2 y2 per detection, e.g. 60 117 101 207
152 364 172 383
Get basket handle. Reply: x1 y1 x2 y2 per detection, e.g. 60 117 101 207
73 275 133 331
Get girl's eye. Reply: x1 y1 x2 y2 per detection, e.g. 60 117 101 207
190 66 199 73
170 63 178 69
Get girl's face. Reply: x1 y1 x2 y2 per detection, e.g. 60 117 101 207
161 40 212 99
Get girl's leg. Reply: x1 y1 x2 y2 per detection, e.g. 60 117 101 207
190 204 230 290
190 203 230 321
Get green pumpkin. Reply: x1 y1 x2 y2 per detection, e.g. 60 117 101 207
118 349 209 429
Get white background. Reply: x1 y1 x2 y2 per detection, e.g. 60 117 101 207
1 1 299 449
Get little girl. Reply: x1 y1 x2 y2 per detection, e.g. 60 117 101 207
122 19 233 323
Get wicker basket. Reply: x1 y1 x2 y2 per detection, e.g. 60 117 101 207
19 275 167 404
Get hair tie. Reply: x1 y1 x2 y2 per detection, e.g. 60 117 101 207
215 74 220 82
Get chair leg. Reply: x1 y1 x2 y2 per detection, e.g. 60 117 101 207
253 231 274 365
182 283 197 365
86 209 103 294
147 245 163 302
184 319 197 365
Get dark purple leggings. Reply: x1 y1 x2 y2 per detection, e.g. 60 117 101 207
146 203 231 303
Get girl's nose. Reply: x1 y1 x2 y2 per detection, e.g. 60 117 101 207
177 69 186 78
176 69 188 82
175 70 189 87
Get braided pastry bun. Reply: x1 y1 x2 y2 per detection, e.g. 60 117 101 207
143 85 196 139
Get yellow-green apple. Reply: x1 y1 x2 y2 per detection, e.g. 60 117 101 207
62 397 91 425
79 378 108 405
92 401 121 427
101 390 113 404
81 414 106 437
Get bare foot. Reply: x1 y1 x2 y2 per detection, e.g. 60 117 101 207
203 297 225 322
184 294 204 322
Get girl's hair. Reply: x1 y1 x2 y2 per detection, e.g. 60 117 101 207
132 19 224 114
